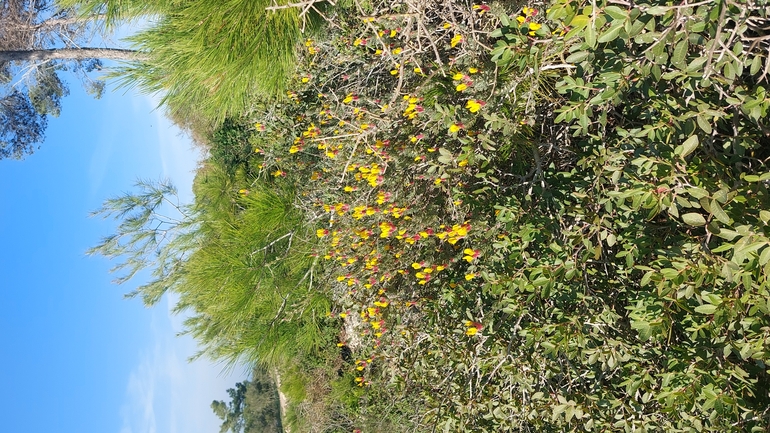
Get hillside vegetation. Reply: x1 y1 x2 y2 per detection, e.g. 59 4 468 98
87 0 770 431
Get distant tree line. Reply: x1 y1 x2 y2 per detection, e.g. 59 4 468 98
211 367 283 433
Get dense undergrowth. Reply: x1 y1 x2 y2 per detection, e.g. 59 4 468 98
86 0 770 431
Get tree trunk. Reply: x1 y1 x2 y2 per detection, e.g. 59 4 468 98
0 48 146 62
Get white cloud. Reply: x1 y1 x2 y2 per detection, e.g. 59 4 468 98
120 302 248 433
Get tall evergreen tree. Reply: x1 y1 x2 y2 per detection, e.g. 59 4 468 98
0 0 139 159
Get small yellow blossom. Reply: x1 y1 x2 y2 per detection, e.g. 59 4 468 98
466 99 484 113
456 83 468 92
450 34 462 47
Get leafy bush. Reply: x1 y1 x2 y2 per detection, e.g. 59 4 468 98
91 0 770 431
238 0 770 430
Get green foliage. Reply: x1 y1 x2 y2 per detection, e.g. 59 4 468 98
212 367 283 433
89 0 770 431
209 118 259 175
90 159 332 369
62 0 311 124
222 0 770 430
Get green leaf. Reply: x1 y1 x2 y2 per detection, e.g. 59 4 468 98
710 200 730 225
694 304 717 314
640 271 655 286
585 23 597 48
566 51 590 63
759 246 770 265
646 6 669 15
598 23 623 43
676 135 699 158
570 14 590 29
682 213 706 226
672 38 689 69
604 6 628 20
696 114 712 134
759 210 770 223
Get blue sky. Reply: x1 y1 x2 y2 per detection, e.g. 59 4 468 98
0 72 248 432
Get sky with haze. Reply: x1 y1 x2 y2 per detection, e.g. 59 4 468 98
0 66 247 433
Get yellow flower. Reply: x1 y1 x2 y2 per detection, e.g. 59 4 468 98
468 67 479 74
339 312 348 318
456 83 468 92
465 327 478 336
465 273 476 280
449 123 462 133
289 145 301 153
343 93 355 104
528 22 542 36
466 99 483 113
392 47 403 55
443 22 451 29
450 34 462 47
412 262 422 269
453 72 465 80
